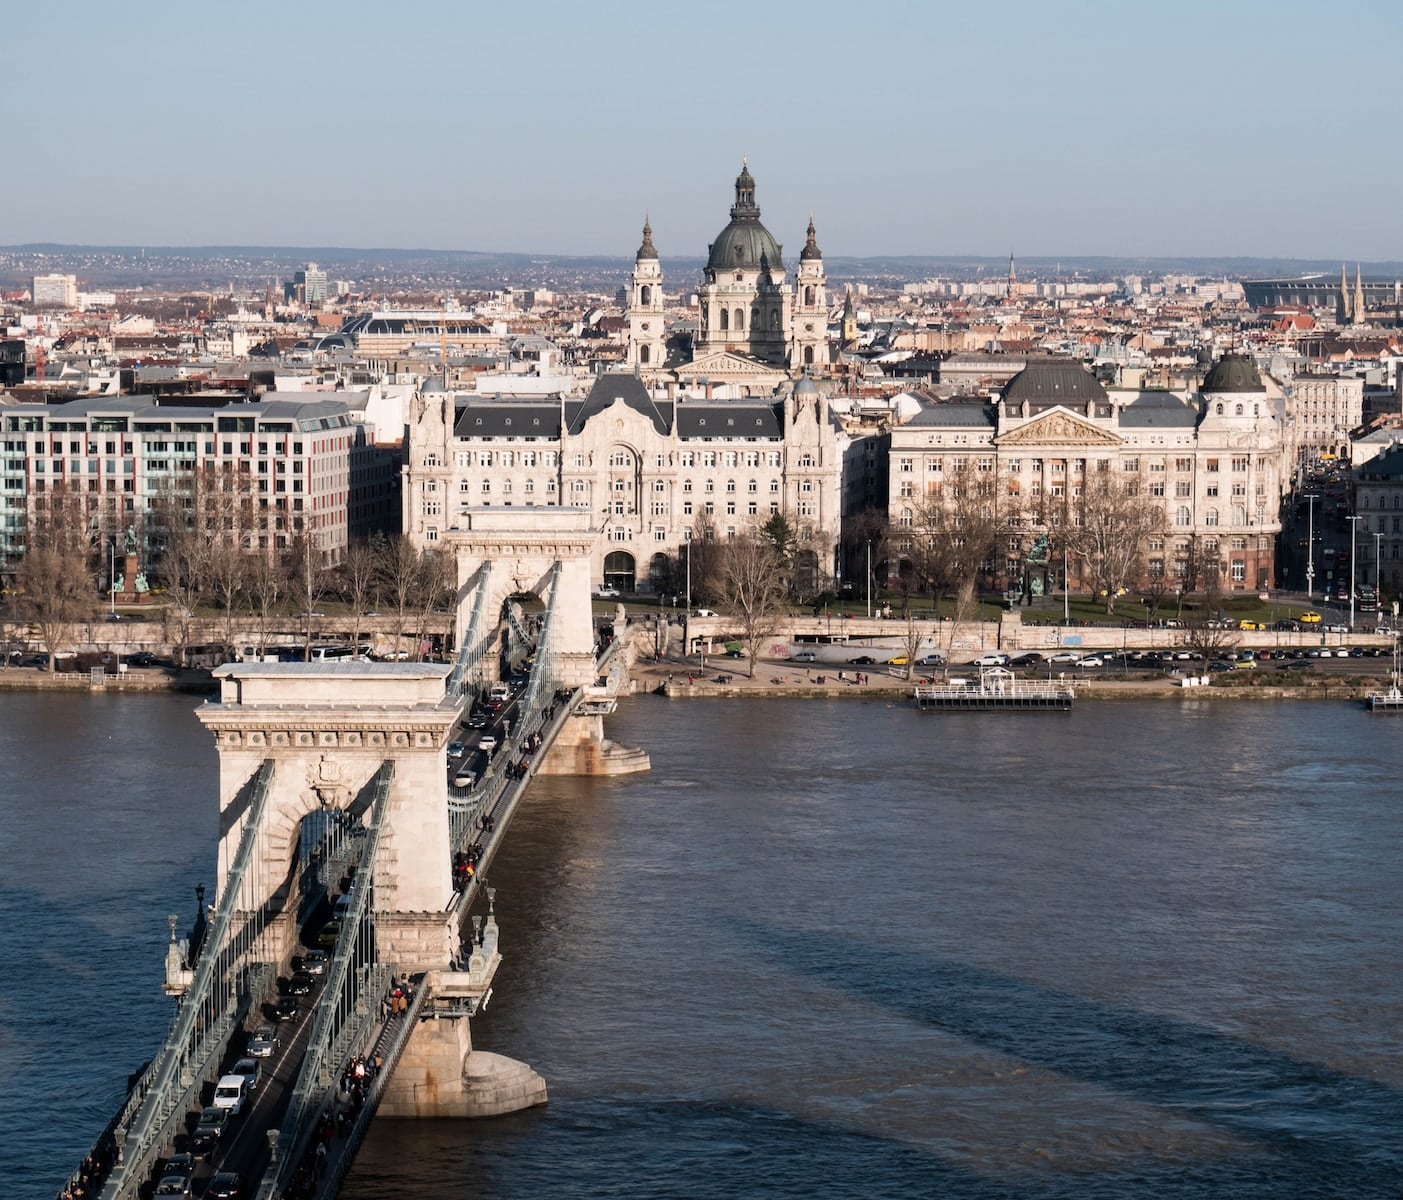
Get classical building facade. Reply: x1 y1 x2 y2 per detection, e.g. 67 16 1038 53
1289 372 1364 459
625 162 831 376
886 354 1290 594
403 373 846 594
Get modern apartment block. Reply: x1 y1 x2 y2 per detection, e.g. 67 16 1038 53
31 273 78 309
0 396 396 573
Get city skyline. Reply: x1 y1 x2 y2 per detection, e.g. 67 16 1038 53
11 0 1403 259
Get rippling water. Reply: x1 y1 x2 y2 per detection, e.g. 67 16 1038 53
6 693 1402 1198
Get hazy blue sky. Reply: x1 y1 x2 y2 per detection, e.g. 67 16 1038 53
10 0 1400 259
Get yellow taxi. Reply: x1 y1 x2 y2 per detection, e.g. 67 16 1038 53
1299 611 1322 624
1238 619 1261 631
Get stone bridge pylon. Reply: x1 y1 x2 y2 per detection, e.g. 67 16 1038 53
449 508 598 689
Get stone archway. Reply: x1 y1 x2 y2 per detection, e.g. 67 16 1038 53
447 509 600 690
199 662 460 970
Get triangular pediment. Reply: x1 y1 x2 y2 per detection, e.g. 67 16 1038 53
675 350 788 381
996 407 1122 448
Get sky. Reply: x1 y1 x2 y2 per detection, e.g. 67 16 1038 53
9 0 1403 260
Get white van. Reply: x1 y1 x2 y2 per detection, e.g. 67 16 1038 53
213 1073 249 1114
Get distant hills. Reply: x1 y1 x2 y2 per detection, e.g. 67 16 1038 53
5 245 1403 292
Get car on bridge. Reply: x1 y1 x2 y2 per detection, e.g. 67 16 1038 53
478 735 499 754
274 995 300 1021
154 1153 195 1196
446 740 466 760
283 972 317 996
230 1057 261 1091
247 1026 278 1057
213 1073 251 1114
299 949 328 975
190 1106 229 1158
206 1173 245 1200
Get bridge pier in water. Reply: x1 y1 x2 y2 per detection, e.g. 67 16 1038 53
201 662 547 1123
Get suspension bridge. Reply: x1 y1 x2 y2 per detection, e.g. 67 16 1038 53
60 527 649 1200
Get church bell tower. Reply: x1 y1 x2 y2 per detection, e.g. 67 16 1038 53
791 214 828 369
627 217 666 369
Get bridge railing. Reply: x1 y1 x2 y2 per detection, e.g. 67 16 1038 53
99 760 280 1200
258 760 396 1200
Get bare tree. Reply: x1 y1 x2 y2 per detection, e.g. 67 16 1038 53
408 547 452 660
17 484 95 669
286 534 333 656
1062 476 1167 616
340 537 380 655
245 547 286 660
376 534 421 654
684 514 723 607
908 463 1022 646
715 532 785 678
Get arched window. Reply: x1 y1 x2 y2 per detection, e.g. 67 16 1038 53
639 285 651 306
770 310 780 331
1205 507 1219 526
751 307 759 329
1235 403 1244 416
1175 506 1191 527
804 285 815 306
1215 403 1224 415
719 308 729 331
804 346 814 365
639 344 650 364
734 308 744 331
1232 505 1247 526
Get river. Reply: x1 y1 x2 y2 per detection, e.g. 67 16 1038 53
5 692 1402 1198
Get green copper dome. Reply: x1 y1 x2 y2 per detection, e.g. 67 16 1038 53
706 161 784 272
1201 352 1265 393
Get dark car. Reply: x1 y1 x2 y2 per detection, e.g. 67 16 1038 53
299 948 329 976
274 995 299 1021
154 1152 195 1196
849 655 877 665
206 1172 244 1199
190 1106 229 1158
284 972 317 995
129 651 158 667
1009 652 1044 667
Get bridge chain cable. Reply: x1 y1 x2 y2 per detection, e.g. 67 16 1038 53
98 759 278 1200
445 560 493 700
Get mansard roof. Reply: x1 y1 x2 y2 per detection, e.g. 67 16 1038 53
453 400 563 438
675 402 783 439
568 373 672 436
1001 359 1108 410
905 402 999 428
1116 391 1199 429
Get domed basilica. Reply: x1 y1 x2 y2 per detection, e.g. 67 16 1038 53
627 161 831 377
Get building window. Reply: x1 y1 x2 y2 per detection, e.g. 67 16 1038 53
1175 506 1191 527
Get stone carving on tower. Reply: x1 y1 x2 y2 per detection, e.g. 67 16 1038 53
791 214 829 368
626 217 666 369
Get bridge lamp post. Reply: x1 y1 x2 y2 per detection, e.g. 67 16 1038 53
1375 531 1383 595
1347 515 1362 631
1306 495 1317 598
